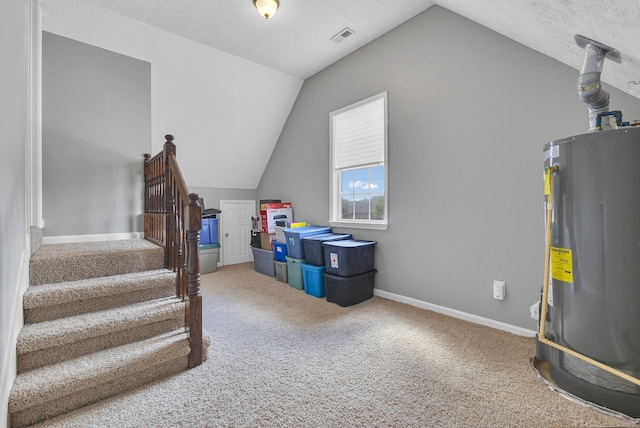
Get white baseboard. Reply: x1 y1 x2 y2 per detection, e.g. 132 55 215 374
374 289 536 337
1 247 30 428
43 232 142 244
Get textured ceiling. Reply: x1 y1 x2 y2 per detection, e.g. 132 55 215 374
80 0 434 79
82 0 640 98
436 0 640 99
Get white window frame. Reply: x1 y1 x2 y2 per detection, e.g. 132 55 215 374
329 91 388 230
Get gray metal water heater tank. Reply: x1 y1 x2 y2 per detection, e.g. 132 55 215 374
537 126 640 417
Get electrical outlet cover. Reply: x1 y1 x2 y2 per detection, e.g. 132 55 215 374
493 280 505 300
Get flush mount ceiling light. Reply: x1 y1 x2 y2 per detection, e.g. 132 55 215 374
254 0 279 19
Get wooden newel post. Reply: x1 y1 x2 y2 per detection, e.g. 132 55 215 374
143 153 151 239
187 192 203 368
145 134 205 370
164 134 176 156
164 135 177 271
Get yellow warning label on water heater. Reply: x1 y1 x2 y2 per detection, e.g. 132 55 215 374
543 169 551 195
550 247 573 283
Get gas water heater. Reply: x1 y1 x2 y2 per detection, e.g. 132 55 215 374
535 35 640 419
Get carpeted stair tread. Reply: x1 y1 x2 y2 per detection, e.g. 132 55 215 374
24 269 175 307
11 237 210 426
23 269 176 323
17 297 185 355
9 330 190 415
11 356 188 428
30 239 164 285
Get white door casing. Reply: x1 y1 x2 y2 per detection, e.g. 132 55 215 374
220 200 255 265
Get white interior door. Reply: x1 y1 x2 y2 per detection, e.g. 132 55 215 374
220 200 255 265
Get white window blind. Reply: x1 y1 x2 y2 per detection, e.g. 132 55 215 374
332 96 385 170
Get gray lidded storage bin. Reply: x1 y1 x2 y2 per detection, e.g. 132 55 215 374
252 247 275 277
323 239 376 277
274 260 288 283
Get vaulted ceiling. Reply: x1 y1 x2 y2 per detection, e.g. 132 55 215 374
45 0 640 190
81 0 640 98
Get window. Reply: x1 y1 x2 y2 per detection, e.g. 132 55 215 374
329 92 388 230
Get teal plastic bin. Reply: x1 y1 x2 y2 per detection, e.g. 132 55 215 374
286 256 304 289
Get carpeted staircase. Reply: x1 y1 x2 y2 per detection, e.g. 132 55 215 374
8 238 205 427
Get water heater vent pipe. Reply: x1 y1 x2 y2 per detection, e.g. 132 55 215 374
575 35 621 132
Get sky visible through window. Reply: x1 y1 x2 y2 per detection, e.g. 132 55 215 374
341 165 384 220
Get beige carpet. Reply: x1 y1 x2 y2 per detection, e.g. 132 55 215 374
32 262 637 427
29 239 164 285
10 239 197 427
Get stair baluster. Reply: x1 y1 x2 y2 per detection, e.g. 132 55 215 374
144 134 203 368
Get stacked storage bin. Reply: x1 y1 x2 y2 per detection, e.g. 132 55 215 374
272 224 289 283
273 241 288 263
273 242 288 283
283 225 331 290
200 207 220 274
200 218 218 246
200 243 220 274
300 233 352 298
322 240 377 306
285 256 304 289
273 258 288 283
252 246 276 277
250 216 276 277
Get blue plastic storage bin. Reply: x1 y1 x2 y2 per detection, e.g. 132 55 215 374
301 263 326 298
323 239 376 277
273 241 288 262
301 233 352 266
201 218 219 245
284 225 332 259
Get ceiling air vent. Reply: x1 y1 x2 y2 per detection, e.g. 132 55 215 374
330 27 355 43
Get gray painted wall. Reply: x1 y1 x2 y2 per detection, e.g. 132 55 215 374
42 32 151 237
190 187 258 212
258 6 640 329
0 0 27 418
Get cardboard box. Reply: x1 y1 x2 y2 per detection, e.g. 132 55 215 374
259 200 281 210
260 202 293 233
261 232 275 250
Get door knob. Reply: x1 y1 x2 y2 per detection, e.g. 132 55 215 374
225 232 229 237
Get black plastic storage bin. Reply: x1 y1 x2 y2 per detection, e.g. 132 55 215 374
324 269 377 307
323 239 376 277
301 233 352 266
250 230 261 248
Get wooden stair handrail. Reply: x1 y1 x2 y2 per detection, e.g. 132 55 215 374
143 134 203 368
